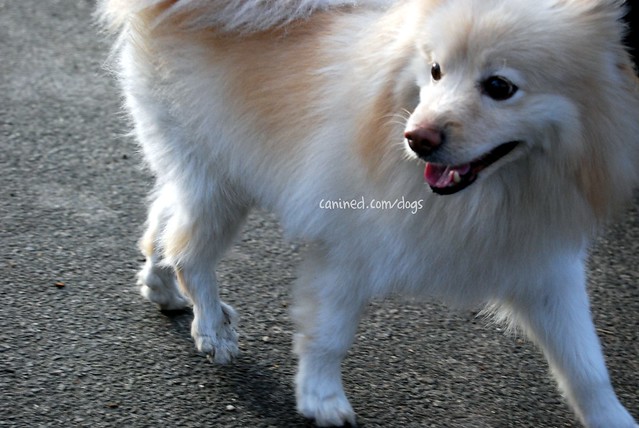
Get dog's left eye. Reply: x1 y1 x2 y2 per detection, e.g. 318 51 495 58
481 76 518 101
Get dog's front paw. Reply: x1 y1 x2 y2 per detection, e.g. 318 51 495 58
191 302 239 364
137 264 190 311
296 385 356 427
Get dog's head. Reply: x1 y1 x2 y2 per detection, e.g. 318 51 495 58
403 0 638 199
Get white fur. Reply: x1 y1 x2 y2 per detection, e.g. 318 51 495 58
96 0 394 33
100 0 639 426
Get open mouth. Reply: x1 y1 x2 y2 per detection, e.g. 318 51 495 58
424 141 520 195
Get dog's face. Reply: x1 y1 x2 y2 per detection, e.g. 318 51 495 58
403 0 622 195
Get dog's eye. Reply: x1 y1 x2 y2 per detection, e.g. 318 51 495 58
431 63 442 81
481 76 518 100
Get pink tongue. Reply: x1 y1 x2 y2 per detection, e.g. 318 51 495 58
424 163 471 188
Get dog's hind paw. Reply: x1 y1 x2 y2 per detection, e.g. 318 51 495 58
192 302 239 364
297 391 356 427
137 264 190 311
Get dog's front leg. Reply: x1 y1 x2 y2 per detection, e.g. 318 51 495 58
292 254 367 427
504 254 637 428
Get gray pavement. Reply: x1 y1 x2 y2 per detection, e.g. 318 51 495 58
1 1 637 427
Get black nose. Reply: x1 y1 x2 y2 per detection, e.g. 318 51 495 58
405 126 444 157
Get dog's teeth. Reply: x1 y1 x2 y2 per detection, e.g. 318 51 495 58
452 171 461 184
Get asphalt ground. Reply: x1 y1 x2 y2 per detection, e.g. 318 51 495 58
1 1 637 427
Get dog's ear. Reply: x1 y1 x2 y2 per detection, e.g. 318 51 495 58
621 1 638 66
574 0 634 64
555 0 639 220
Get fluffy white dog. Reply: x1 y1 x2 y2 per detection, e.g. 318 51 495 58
99 0 639 426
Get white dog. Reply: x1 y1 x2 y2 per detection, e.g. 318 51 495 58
98 0 639 426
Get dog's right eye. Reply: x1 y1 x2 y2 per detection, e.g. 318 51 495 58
431 63 442 81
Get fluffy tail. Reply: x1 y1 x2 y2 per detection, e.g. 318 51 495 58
97 0 389 33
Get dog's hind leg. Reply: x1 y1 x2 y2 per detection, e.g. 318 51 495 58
160 177 250 364
138 184 190 311
502 254 637 428
292 250 368 427
120 46 250 362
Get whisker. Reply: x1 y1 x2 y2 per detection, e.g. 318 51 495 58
382 111 411 128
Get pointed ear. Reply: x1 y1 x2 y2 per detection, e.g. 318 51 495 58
579 0 634 64
622 1 638 65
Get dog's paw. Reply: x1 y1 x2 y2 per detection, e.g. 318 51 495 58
297 388 356 427
192 302 239 364
137 264 190 311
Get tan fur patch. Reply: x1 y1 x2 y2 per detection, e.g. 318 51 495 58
139 228 156 259
576 151 612 220
176 17 338 155
351 4 429 181
140 0 177 20
164 223 193 263
175 268 188 296
354 82 404 180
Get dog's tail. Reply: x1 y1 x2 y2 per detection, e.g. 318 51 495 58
97 0 389 34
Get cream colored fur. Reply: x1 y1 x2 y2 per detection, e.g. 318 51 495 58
100 0 639 426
